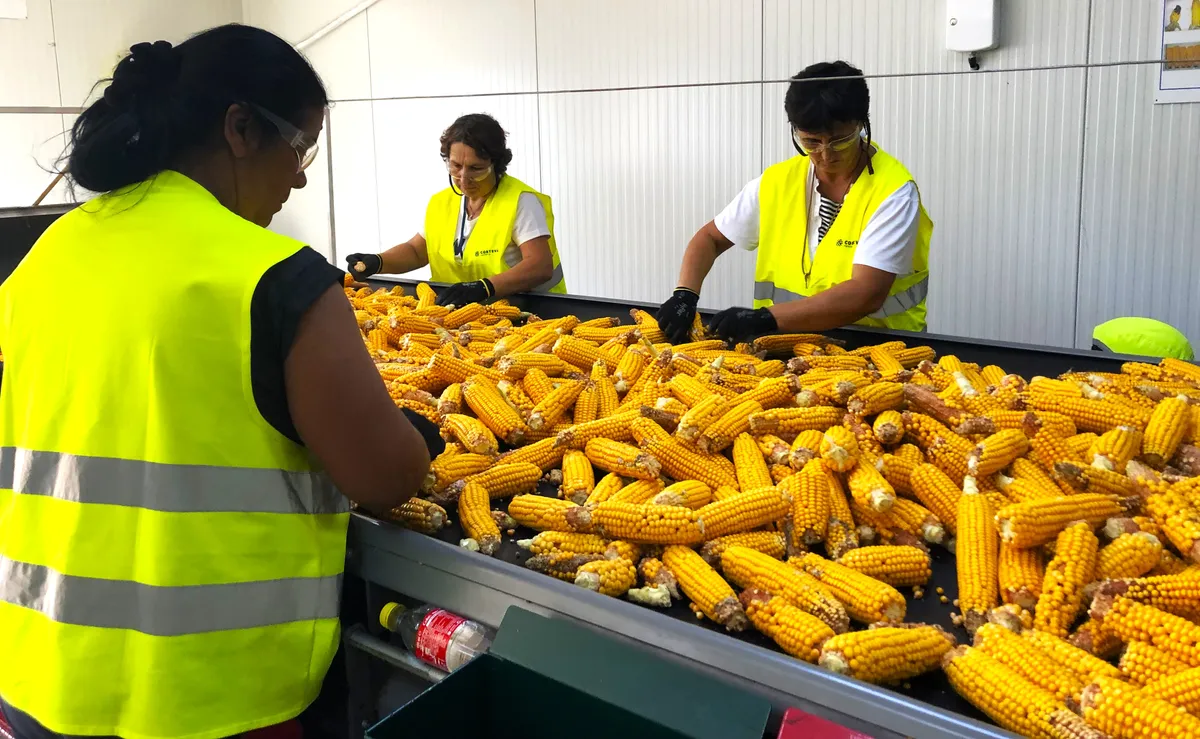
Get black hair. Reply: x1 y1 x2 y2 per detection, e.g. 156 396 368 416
67 24 328 193
439 114 513 177
784 60 871 141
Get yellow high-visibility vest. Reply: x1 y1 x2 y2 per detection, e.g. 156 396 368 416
0 170 348 739
424 174 566 293
754 146 932 332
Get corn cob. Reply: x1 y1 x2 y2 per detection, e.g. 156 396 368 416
525 550 604 581
387 498 448 534
791 552 906 624
572 379 598 424
721 546 849 632
972 625 1086 707
1142 397 1192 467
496 436 564 472
1080 675 1200 738
995 494 1126 548
821 623 956 684
612 347 649 394
590 360 620 419
1068 617 1123 659
1028 394 1151 433
554 410 640 449
998 541 1044 610
441 413 500 456
508 495 583 532
436 383 464 418
1018 629 1124 685
674 394 728 443
1093 597 1200 667
583 472 626 506
846 461 896 513
586 501 704 544
700 532 787 566
734 433 774 491
942 646 1069 739
496 352 572 380
1096 531 1163 580
769 464 795 484
837 545 931 587
1092 572 1200 620
843 382 903 418
584 438 661 481
957 476 999 634
462 376 529 445
517 531 609 557
783 459 829 550
967 429 1030 477
433 462 542 505
556 449 595 504
520 368 556 403
872 410 905 446
738 376 799 410
822 465 859 559
652 480 712 509
697 399 763 453
789 428 825 470
909 463 962 536
553 335 613 373
752 333 832 354
422 452 494 494
739 589 835 663
748 406 845 436
634 556 681 602
877 453 917 497
1087 425 1142 472
427 353 504 385
1120 640 1191 686
1010 456 1072 496
457 481 501 555
662 546 748 631
607 479 666 505
817 425 859 473
755 434 792 465
526 379 584 430
1033 522 1099 639
630 418 738 490
1142 664 1200 715
697 486 791 539
993 474 1059 504
574 557 638 597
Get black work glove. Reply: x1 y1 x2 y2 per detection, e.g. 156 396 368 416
656 288 700 345
345 253 382 279
435 279 494 307
399 407 446 459
706 306 778 344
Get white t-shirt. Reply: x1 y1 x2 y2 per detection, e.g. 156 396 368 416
420 192 550 261
713 170 920 276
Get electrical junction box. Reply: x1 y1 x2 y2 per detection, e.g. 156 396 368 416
946 0 998 52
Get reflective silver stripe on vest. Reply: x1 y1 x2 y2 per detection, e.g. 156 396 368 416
0 447 347 515
754 277 928 318
0 557 341 636
501 244 565 294
867 277 929 319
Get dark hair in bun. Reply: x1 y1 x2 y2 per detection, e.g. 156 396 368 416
439 114 513 177
67 24 328 193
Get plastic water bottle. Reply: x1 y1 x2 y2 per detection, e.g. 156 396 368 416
379 602 494 673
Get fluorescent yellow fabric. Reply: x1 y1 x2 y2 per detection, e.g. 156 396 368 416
424 174 566 293
1093 317 1195 360
754 146 932 332
0 170 348 739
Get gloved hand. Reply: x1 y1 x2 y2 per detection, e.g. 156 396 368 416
435 279 494 307
399 407 446 459
706 306 778 344
345 253 382 280
656 288 700 345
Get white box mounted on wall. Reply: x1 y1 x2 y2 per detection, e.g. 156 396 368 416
946 0 998 52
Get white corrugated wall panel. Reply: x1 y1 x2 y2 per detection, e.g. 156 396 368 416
329 101 380 265
535 0 762 89
370 95 542 281
1075 2 1200 349
761 0 1091 347
539 85 762 308
366 0 537 99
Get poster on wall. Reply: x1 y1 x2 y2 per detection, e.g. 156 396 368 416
1157 1 1200 103
0 0 27 20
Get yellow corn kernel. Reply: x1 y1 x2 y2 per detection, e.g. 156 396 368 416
783 459 829 550
967 429 1030 477
584 438 662 481
630 417 738 490
439 412 499 457
674 394 728 443
697 486 791 539
748 406 845 437
909 463 962 537
574 557 637 597
943 646 1068 739
877 453 917 497
973 623 1084 704
652 480 712 510
1033 522 1099 639
1096 597 1200 667
738 376 800 411
582 472 625 506
387 498 448 534
607 479 666 505
755 434 792 465
872 410 905 446
698 399 763 454
821 623 956 684
422 452 493 494
457 481 501 555
721 546 849 632
822 464 859 559
740 588 835 663
820 425 860 473
838 545 931 587
434 462 543 506
1080 675 1200 738
590 359 620 419
558 450 595 505
1143 664 1200 715
507 494 584 533
998 542 1044 610
957 476 999 635
734 433 774 491
1120 640 1191 686
517 531 608 557
496 436 564 472
553 335 613 373
791 552 906 624
436 383 464 418
662 545 748 631
788 428 825 470
1142 397 1191 467
886 497 947 545
1027 394 1151 434
462 376 529 445
1087 425 1143 472
998 492 1127 550
588 500 704 544
1094 572 1200 620
1097 531 1163 580
1020 629 1124 685
901 411 974 453
526 379 584 430
846 461 896 513
700 532 787 566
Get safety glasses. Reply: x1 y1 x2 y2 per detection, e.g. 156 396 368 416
792 127 863 156
446 160 494 183
250 103 320 173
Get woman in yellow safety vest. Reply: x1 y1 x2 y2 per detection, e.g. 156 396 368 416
346 113 566 306
0 26 437 739
657 60 932 344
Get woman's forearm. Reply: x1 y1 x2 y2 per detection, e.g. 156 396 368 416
677 221 730 293
379 240 429 275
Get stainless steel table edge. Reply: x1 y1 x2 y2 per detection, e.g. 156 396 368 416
349 514 1015 739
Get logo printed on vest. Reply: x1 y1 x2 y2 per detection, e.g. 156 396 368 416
836 239 858 248
475 248 500 256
